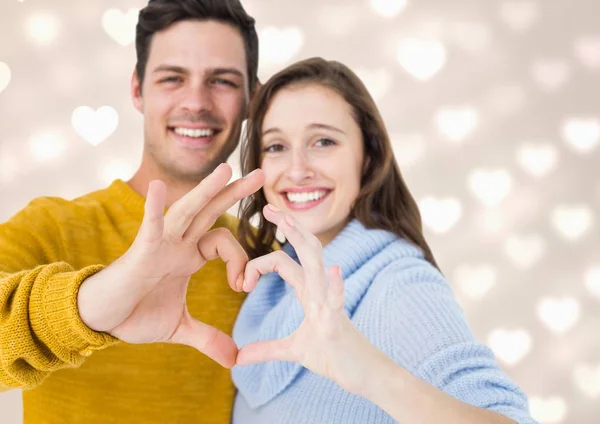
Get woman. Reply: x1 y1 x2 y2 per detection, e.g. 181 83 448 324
232 58 537 424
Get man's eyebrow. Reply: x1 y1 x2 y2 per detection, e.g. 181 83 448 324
210 67 244 78
152 64 188 74
151 66 244 79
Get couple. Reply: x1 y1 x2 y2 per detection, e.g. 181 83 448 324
0 0 537 423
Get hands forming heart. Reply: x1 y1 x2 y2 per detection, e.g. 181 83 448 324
235 204 381 395
79 163 373 392
78 164 264 368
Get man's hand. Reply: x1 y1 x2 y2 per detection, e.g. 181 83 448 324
77 163 264 368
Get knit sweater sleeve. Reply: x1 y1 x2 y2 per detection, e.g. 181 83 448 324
0 198 117 391
371 261 537 424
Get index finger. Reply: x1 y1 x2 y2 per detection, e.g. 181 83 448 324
164 163 233 241
184 168 265 242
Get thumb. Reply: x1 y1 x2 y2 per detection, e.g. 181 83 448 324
236 335 295 366
168 310 238 368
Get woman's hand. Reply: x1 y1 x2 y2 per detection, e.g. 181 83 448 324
236 204 386 395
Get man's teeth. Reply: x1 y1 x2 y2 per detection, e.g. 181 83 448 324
174 127 216 138
286 190 328 204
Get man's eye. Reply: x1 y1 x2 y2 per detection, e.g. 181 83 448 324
214 78 238 87
161 76 182 83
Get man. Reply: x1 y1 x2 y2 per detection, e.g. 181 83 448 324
0 0 263 422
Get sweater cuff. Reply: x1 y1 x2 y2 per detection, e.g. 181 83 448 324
31 263 119 357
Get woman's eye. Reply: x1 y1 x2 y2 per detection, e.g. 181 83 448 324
263 144 284 153
314 138 336 147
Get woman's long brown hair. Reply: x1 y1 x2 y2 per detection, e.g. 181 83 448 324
238 57 439 269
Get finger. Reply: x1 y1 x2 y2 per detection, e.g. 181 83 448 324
242 250 304 293
183 168 264 242
236 336 295 365
169 311 238 368
326 266 345 312
164 163 232 241
197 228 248 292
136 180 167 245
262 205 323 270
262 205 327 302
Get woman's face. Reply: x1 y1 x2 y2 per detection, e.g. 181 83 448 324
259 83 364 246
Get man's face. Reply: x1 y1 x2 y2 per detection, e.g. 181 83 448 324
132 20 249 181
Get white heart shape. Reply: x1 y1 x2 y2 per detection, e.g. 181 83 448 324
370 0 408 18
574 36 600 69
537 297 580 334
0 62 11 94
102 9 139 47
499 1 539 32
418 197 462 234
72 106 119 146
453 264 496 299
551 205 594 241
530 59 570 91
354 68 392 102
516 143 559 178
435 107 478 142
529 397 568 423
561 118 600 152
504 234 545 269
573 364 600 398
27 12 60 46
468 169 512 207
488 328 532 366
260 27 304 65
397 39 447 81
391 133 427 169
584 267 600 299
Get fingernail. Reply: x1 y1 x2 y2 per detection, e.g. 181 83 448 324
285 215 294 227
267 204 279 212
245 169 259 178
242 279 247 291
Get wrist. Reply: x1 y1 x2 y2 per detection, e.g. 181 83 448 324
357 347 406 402
77 258 139 332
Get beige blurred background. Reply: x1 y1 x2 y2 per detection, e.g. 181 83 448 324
1 0 599 423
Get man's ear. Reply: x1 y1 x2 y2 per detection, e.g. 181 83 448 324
131 69 143 114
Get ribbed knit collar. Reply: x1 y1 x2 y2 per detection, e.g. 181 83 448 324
232 219 420 409
107 179 147 212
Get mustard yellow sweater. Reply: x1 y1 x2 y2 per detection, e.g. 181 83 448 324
0 180 246 423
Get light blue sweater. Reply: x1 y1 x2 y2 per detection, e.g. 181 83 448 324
232 219 537 424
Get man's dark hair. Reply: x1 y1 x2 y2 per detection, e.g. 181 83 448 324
135 0 259 92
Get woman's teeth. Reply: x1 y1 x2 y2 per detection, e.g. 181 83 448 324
174 127 216 138
286 190 328 204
